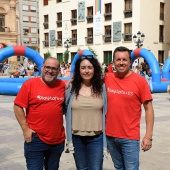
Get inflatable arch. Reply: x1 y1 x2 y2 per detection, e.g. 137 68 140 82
0 46 44 95
131 48 170 93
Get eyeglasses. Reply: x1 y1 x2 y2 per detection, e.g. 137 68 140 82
43 65 59 72
80 55 94 59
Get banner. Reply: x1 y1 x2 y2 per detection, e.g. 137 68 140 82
95 0 101 14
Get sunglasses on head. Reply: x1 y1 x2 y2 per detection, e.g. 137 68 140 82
80 55 94 59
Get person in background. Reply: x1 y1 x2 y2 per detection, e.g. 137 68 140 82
33 63 40 77
65 51 107 170
19 63 26 78
107 62 113 73
13 57 66 170
104 46 154 170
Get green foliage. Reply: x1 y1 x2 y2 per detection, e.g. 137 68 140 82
44 51 51 60
88 47 98 57
63 49 69 62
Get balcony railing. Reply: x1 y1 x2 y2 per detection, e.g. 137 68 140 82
56 39 62 46
85 36 93 44
103 34 111 43
124 33 132 41
104 13 112 21
71 38 77 45
43 22 49 29
70 18 77 26
124 9 132 18
56 20 62 27
86 15 93 23
42 40 49 47
159 36 164 42
160 13 164 20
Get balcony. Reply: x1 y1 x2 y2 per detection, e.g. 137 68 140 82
159 36 164 42
56 20 62 27
103 34 111 43
71 38 77 45
160 13 164 20
104 13 112 21
124 9 132 18
43 22 49 29
42 40 49 47
86 15 93 23
23 41 29 44
123 33 132 41
70 18 77 26
56 39 62 46
85 36 93 44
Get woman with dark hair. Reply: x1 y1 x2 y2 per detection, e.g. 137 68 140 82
65 51 107 170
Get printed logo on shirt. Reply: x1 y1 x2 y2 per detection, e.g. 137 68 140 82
37 95 64 101
107 87 133 96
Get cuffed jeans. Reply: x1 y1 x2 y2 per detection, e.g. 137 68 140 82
106 136 140 170
24 134 64 170
72 133 103 170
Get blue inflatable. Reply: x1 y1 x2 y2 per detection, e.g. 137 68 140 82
0 47 170 95
131 48 170 93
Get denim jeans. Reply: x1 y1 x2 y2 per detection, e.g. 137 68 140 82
72 133 103 170
106 136 140 170
24 134 64 170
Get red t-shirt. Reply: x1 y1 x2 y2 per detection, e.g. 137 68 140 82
105 72 152 140
14 78 66 144
107 64 113 73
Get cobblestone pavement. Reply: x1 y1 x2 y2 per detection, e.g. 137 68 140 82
0 93 170 170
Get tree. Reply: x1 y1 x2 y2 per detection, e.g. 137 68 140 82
88 47 98 57
44 50 51 60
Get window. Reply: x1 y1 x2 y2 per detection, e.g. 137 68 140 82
71 52 77 62
158 51 164 63
31 16 36 23
56 31 62 46
23 16 29 22
56 12 62 27
104 3 112 21
71 10 77 26
30 6 36 12
22 5 29 11
159 25 164 42
86 6 93 23
57 0 62 3
0 15 5 32
43 33 49 47
103 25 111 43
23 37 29 44
104 51 112 65
124 23 132 41
160 3 164 20
124 0 132 18
71 30 77 45
31 38 37 44
43 15 49 29
31 27 37 34
23 27 29 35
44 0 48 6
86 28 93 44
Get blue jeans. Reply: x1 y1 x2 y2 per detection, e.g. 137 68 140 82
106 136 140 170
24 134 64 170
72 133 103 170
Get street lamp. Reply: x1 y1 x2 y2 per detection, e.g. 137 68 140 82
133 31 145 48
64 39 71 62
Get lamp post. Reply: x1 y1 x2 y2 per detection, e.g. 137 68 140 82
133 31 145 48
133 31 145 65
64 39 71 62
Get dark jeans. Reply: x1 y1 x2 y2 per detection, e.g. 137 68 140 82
24 134 64 170
72 133 103 170
107 136 139 170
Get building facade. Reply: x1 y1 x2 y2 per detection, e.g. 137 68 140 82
0 0 18 62
39 0 170 65
16 0 39 63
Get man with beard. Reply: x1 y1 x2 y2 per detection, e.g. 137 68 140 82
14 57 65 170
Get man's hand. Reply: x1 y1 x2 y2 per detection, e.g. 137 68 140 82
141 136 152 152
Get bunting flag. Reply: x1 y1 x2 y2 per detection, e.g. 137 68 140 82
95 0 101 14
